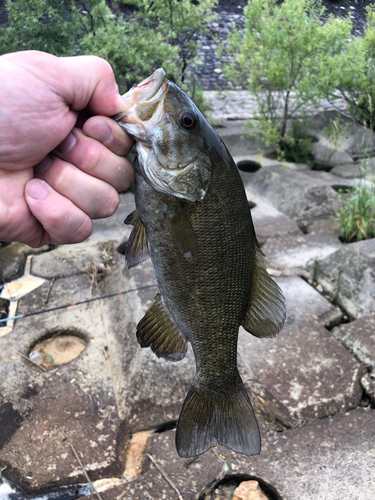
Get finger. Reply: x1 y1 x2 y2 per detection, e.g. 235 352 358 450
34 156 120 220
25 179 93 246
83 115 134 157
53 128 134 191
58 55 130 115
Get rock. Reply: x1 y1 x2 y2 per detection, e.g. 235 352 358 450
217 121 272 156
331 163 366 179
82 407 375 500
317 239 375 319
0 273 124 489
240 166 341 226
238 319 364 429
274 276 342 328
233 480 269 500
308 110 375 159
261 232 342 277
312 142 353 169
0 243 50 282
31 240 119 279
361 370 375 405
240 186 302 246
331 314 375 369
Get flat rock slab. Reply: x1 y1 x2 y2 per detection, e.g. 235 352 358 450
240 167 342 226
81 407 375 500
332 313 375 369
261 232 342 277
0 274 123 491
317 238 375 319
31 240 119 280
330 163 366 179
238 320 364 429
241 187 302 246
275 276 342 328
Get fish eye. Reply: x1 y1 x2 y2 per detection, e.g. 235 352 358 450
178 111 198 131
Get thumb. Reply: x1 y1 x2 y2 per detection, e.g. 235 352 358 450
58 55 130 116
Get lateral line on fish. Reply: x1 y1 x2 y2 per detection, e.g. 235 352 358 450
0 283 158 324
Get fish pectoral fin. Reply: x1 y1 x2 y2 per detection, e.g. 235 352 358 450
168 206 198 262
176 378 261 458
242 247 286 338
137 294 188 362
124 210 150 269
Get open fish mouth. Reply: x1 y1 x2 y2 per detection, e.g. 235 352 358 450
113 68 168 128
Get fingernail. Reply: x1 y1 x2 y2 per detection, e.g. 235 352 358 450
55 131 77 154
26 180 49 200
86 120 114 144
34 156 52 175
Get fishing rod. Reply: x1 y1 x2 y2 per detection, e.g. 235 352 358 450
0 283 158 324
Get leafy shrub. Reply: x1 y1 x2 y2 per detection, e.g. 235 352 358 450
219 0 352 156
335 173 375 242
0 0 217 98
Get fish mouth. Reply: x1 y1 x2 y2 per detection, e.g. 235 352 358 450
113 69 168 126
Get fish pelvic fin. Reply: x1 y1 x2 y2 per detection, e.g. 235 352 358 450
137 294 188 362
242 247 286 338
124 210 151 268
176 377 261 458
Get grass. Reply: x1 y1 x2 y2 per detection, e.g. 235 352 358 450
335 171 375 242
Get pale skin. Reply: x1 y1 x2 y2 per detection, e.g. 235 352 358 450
0 50 134 248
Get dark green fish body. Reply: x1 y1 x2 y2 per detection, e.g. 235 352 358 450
116 70 285 458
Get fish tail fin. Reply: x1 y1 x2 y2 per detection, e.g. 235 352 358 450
175 377 261 458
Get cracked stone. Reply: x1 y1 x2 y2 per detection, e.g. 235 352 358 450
317 239 375 319
238 320 364 429
331 313 375 368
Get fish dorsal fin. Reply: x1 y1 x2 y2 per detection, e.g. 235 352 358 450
137 294 188 362
168 204 198 262
242 247 286 338
124 210 150 268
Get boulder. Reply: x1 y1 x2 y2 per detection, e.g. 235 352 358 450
240 166 342 226
331 314 375 369
317 239 375 319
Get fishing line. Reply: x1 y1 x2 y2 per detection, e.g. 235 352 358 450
0 283 158 324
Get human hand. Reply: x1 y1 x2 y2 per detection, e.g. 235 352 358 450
0 50 133 248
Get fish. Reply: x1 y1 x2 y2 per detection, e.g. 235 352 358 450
114 69 286 458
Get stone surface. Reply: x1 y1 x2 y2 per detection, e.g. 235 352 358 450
274 276 342 328
331 314 375 369
261 232 342 277
81 407 375 500
241 186 302 246
0 243 50 282
31 240 118 280
0 273 124 491
240 166 341 226
238 321 364 429
331 163 366 179
317 239 375 319
361 370 375 405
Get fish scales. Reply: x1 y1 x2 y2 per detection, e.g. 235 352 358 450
115 69 286 458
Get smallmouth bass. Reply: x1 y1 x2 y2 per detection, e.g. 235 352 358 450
115 69 286 458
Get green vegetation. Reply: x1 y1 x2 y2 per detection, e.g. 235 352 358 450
322 5 375 132
0 0 217 98
335 171 375 243
219 0 352 160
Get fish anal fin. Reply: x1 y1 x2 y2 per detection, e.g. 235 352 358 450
176 378 261 458
137 294 188 362
124 211 150 269
242 247 286 338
